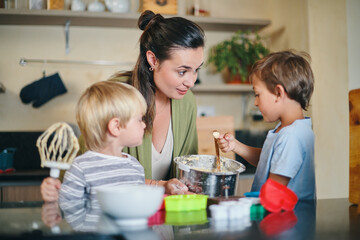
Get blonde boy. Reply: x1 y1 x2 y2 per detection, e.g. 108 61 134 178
218 50 315 200
59 81 147 201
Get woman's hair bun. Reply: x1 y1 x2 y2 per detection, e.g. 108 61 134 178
138 10 164 30
138 10 156 30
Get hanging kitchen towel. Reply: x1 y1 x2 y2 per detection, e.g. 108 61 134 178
20 72 67 108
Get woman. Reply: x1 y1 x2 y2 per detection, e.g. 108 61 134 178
41 10 205 202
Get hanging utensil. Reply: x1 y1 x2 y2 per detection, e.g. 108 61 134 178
0 82 5 93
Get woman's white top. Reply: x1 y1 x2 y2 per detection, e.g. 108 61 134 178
151 118 173 180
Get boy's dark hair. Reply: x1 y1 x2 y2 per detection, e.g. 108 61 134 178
249 50 314 110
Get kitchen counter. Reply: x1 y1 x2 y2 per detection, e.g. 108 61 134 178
0 198 359 240
0 169 49 185
0 169 49 202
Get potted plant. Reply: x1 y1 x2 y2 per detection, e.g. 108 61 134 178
207 30 269 84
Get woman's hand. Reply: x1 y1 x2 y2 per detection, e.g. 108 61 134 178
147 178 193 194
161 178 192 195
41 177 61 202
217 133 236 153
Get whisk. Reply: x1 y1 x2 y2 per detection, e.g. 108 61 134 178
36 122 79 178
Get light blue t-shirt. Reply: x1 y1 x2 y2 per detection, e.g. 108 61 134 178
251 117 316 200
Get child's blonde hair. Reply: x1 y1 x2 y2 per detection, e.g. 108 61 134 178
249 50 314 110
76 81 147 151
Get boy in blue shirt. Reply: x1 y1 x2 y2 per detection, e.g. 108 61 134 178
218 50 315 200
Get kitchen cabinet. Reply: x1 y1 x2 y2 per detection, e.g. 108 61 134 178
1 185 42 202
349 89 360 204
0 169 48 202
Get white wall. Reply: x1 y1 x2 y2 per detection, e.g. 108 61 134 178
0 26 141 130
0 0 272 131
347 0 360 91
308 0 349 199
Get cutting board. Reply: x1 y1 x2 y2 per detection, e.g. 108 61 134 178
349 89 360 204
196 116 235 160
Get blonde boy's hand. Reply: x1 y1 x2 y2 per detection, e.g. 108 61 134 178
218 133 236 153
41 177 61 202
41 202 62 227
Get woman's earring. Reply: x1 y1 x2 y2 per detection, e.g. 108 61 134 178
149 66 154 71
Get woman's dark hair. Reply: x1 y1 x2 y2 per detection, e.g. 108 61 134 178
128 10 205 132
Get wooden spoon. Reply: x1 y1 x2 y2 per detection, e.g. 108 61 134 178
213 130 220 171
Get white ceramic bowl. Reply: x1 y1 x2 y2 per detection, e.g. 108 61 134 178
96 184 165 226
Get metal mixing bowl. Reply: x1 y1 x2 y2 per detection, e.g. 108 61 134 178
174 155 246 197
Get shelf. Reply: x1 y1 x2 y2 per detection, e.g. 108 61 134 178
0 9 270 31
192 84 253 93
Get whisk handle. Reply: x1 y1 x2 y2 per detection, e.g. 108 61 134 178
50 168 60 178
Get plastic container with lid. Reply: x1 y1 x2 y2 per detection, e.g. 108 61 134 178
0 148 16 171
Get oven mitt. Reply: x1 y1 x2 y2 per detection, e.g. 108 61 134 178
20 72 67 108
260 178 298 213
